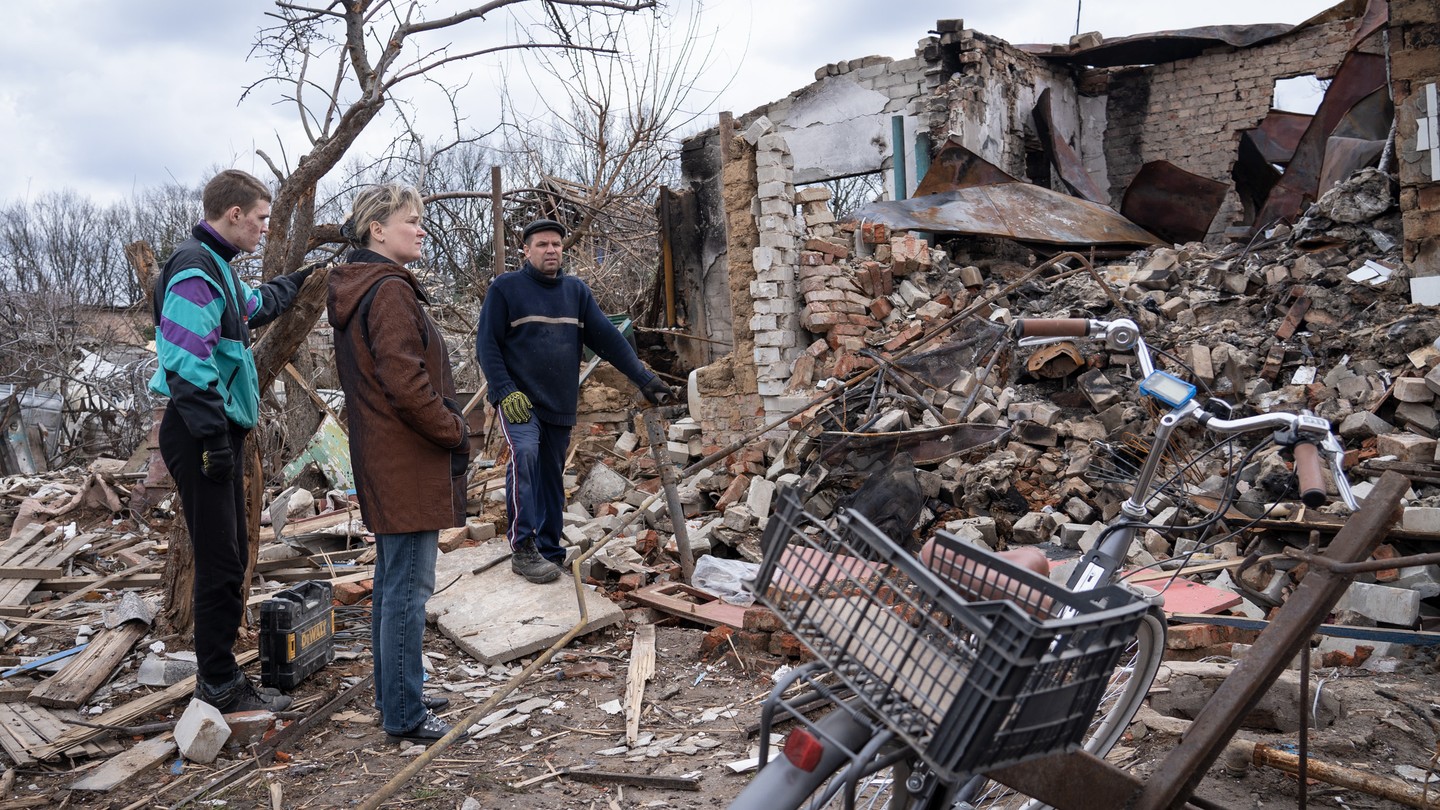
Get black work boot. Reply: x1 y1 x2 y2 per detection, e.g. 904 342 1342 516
510 540 562 584
387 710 469 745
197 670 294 713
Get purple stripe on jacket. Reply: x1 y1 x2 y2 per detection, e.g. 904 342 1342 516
159 317 220 360
172 277 219 308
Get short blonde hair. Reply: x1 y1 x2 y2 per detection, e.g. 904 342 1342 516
345 183 424 247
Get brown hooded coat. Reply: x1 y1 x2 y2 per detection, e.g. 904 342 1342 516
327 260 467 535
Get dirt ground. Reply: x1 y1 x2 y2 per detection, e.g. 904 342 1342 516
17 606 1440 810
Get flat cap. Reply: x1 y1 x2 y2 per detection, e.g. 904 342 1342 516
522 218 566 242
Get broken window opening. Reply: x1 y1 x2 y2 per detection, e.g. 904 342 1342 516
1273 74 1330 116
801 173 885 222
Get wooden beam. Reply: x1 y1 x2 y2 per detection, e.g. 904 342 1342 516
29 621 150 709
624 625 655 746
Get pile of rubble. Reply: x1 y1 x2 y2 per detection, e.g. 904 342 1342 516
0 164 1439 802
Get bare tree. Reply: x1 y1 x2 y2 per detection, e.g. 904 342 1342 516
151 0 661 632
497 1 718 313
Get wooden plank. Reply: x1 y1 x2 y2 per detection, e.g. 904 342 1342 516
0 705 39 766
32 573 164 592
5 561 157 642
0 525 48 563
627 582 749 629
29 622 149 709
0 567 62 579
31 650 258 762
70 734 176 791
0 533 96 610
245 570 373 606
624 625 655 747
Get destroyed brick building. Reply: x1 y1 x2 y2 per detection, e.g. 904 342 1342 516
3 1 1440 807
667 0 1440 444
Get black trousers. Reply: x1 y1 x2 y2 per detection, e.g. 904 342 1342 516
158 406 248 684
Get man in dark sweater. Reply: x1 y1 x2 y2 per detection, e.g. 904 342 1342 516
476 219 670 583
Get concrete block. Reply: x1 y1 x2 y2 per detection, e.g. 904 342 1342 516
223 710 276 749
615 431 639 454
742 115 773 145
1007 400 1062 426
575 463 630 508
176 699 231 764
1338 410 1395 439
1393 564 1440 598
1375 432 1437 463
138 652 198 687
1011 511 1054 545
665 441 691 463
1395 402 1439 435
1077 369 1121 411
746 477 777 521
1394 377 1436 403
1401 507 1440 533
1425 364 1440 397
1063 497 1096 523
723 505 754 531
1332 580 1421 626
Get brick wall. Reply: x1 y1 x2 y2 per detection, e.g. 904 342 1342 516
1096 18 1359 238
1390 0 1440 275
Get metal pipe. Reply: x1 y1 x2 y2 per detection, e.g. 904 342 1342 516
891 115 908 200
644 408 694 581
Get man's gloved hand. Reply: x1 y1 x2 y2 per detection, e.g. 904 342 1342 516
500 391 533 424
201 436 235 483
640 376 674 406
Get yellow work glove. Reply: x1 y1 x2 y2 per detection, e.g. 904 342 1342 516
501 391 533 424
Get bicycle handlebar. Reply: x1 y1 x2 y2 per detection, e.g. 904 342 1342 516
1292 442 1326 508
1014 318 1093 338
1015 315 1360 512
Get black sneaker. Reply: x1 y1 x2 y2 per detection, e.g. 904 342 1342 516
387 710 467 744
197 671 294 713
510 540 562 584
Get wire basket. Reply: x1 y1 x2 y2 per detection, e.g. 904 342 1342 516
750 486 1149 782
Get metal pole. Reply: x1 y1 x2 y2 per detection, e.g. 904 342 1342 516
659 188 677 328
643 408 694 581
891 115 908 200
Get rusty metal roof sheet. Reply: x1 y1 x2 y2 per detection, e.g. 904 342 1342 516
1018 23 1296 68
856 183 1160 247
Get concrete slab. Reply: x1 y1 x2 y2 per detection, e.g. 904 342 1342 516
428 544 623 665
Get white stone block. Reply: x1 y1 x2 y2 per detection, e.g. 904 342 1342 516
1332 580 1421 626
746 477 777 521
742 115 773 145
176 699 231 764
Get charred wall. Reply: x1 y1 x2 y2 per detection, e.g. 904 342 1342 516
1094 17 1361 239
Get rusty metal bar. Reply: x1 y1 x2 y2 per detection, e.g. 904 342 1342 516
643 407 694 582
1131 471 1408 810
1282 547 1440 574
984 750 1213 810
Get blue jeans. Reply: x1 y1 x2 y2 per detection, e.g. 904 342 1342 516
372 530 438 734
498 414 572 564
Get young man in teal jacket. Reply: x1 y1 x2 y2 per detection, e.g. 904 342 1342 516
475 219 670 583
150 169 313 712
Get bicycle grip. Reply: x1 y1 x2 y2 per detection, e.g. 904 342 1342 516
1014 318 1090 338
1293 441 1326 508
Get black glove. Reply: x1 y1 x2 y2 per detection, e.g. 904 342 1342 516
290 264 316 289
442 398 471 476
640 376 674 406
200 435 235 483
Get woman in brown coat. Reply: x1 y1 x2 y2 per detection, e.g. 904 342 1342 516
327 183 468 744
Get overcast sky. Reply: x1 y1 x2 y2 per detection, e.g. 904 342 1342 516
0 0 1342 206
